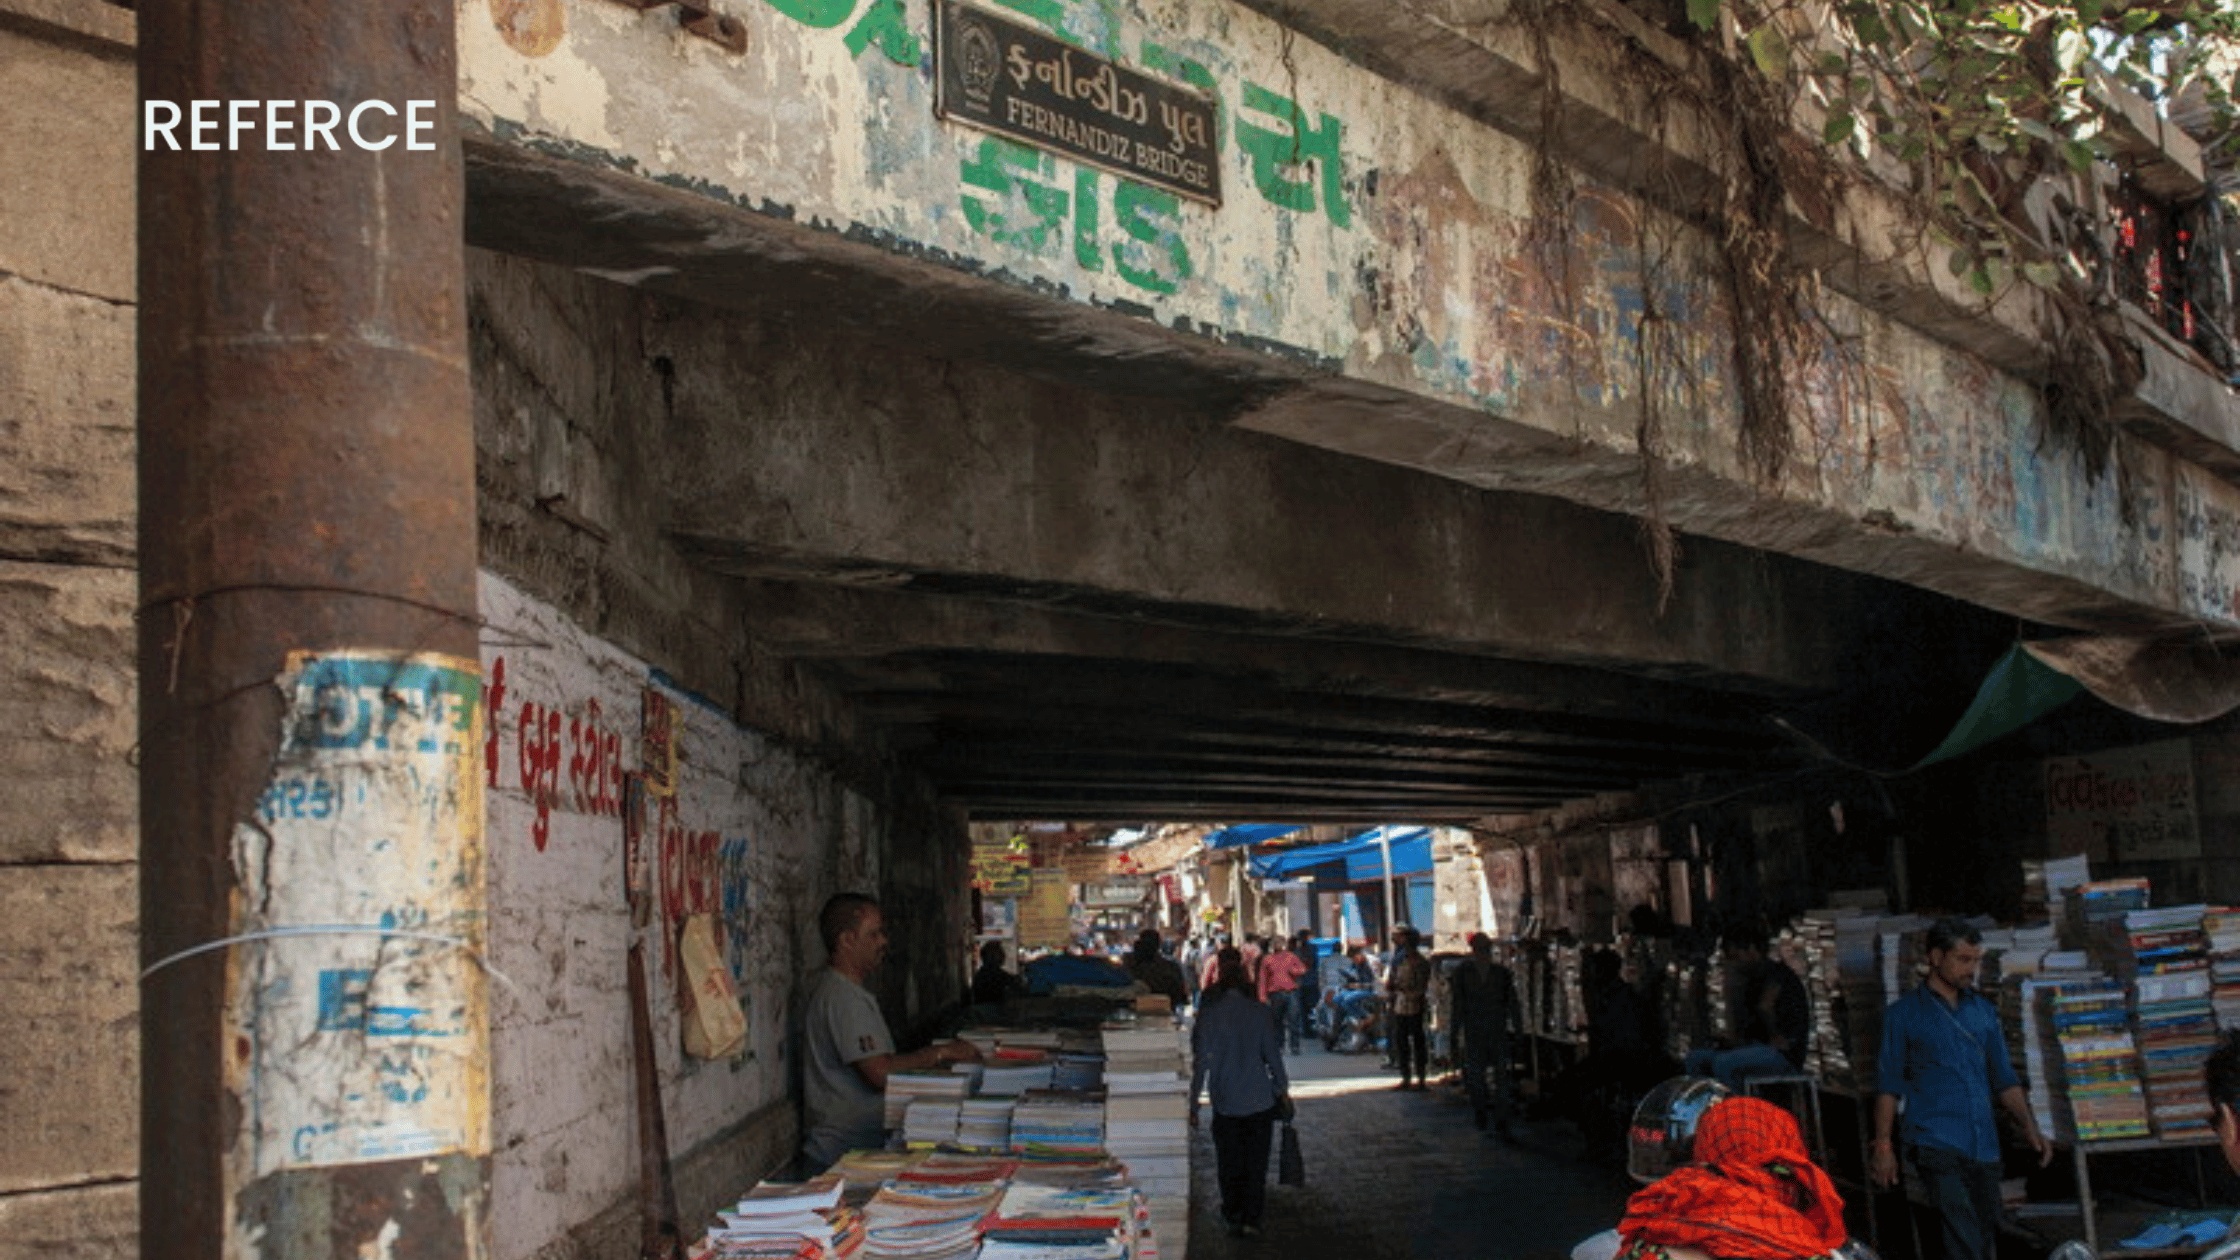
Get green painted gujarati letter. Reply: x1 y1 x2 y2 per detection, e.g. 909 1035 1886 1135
1113 182 1189 295
843 0 922 65
960 138 1069 253
1236 81 1351 228
761 0 854 28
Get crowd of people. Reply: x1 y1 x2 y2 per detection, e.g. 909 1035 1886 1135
805 894 2240 1260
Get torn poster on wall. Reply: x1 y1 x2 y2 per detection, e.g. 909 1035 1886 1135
227 650 488 1177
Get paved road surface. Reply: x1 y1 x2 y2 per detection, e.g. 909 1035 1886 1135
1184 1041 1637 1260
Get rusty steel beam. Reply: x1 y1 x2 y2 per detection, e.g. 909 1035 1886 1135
138 3 485 1259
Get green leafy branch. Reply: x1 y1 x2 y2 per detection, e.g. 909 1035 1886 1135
1690 0 2238 299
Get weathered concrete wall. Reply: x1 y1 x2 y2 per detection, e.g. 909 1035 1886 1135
480 570 820 1259
455 0 2240 636
0 2 138 1255
469 250 974 1260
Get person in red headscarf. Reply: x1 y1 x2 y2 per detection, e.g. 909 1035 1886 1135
1615 1095 1850 1260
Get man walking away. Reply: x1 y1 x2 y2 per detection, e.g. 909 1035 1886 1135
1190 948 1290 1239
1451 932 1520 1137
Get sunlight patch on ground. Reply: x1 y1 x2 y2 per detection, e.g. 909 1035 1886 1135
1290 1071 1403 1098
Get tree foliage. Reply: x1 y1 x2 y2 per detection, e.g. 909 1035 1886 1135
1692 0 2240 297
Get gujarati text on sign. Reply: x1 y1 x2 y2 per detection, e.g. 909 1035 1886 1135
934 0 1221 207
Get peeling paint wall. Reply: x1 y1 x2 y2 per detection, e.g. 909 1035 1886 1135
477 568 963 1260
482 571 796 1259
458 0 2240 631
469 242 975 1260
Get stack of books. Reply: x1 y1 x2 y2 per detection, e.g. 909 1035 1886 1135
902 1096 961 1149
979 1180 1137 1260
1009 1090 1106 1158
1050 1053 1106 1093
2022 854 2092 926
2015 957 2107 1142
977 1051 1056 1097
707 1153 1186 1260
858 1180 1003 1260
2126 908 2218 1139
1879 915 1935 1006
2049 979 2152 1142
883 1069 969 1136
2071 879 2153 953
2205 910 2240 1030
954 1097 1016 1153
1796 908 1886 1091
1098 1021 1189 1260
708 1173 847 1260
829 1149 920 1192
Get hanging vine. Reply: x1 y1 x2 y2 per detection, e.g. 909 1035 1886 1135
1497 0 2235 603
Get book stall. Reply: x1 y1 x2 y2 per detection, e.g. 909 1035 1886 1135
1768 858 2240 1259
692 1009 1192 1260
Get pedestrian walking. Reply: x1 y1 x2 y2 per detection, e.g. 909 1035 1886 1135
1190 947 1291 1239
1450 932 1519 1136
1259 933 1307 1053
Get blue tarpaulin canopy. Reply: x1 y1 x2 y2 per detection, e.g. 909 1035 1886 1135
1248 825 1431 882
1203 823 1304 849
1343 827 1432 882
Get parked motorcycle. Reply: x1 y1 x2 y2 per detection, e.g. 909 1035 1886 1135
1314 986 1383 1054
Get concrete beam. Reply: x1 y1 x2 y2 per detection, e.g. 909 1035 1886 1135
459 0 2240 639
630 273 2014 699
736 577 1786 727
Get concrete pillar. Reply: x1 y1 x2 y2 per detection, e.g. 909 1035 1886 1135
136 3 486 1258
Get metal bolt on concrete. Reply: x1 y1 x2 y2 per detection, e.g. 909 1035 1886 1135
1186 1043 1637 1260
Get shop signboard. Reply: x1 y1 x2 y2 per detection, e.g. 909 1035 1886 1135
1018 867 1074 948
973 831 1031 895
1063 847 1113 884
1081 877 1149 908
2045 738 2198 863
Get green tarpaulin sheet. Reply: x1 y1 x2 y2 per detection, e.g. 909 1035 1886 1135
1909 643 2086 770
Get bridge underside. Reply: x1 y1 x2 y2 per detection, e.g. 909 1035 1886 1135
467 147 2035 824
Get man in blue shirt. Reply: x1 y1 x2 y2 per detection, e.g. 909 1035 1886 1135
2200 1033 2240 1260
1872 916 2051 1260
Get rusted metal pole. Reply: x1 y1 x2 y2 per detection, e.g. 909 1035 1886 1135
137 3 485 1259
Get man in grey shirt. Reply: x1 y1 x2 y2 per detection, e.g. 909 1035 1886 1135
801 892 981 1169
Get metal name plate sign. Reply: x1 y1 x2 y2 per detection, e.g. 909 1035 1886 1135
935 0 1221 206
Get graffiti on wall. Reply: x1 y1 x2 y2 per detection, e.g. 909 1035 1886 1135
479 582 755 987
